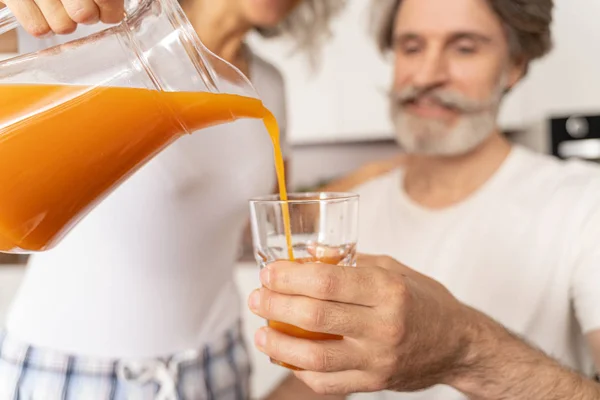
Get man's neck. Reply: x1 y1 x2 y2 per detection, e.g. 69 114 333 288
403 132 512 209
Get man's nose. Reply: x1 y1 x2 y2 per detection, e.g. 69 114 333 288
411 50 450 90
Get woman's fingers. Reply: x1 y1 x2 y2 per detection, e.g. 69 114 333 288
2 0 123 37
35 0 77 35
4 0 51 37
60 0 100 25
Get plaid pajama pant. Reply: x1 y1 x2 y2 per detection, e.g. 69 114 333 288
0 322 251 400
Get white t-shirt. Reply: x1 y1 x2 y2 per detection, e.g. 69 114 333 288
7 28 287 358
349 145 600 400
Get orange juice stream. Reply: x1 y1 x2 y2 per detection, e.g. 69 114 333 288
262 113 295 261
0 84 294 257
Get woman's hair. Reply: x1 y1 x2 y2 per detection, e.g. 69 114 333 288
371 0 553 75
256 0 347 59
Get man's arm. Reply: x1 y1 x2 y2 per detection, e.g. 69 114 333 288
248 255 600 399
449 307 600 400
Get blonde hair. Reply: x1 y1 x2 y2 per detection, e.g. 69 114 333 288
257 0 347 64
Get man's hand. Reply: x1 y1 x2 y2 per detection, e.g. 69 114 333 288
249 254 600 399
0 0 124 37
248 254 471 395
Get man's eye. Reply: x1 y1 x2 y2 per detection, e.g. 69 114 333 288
454 40 478 55
401 44 421 55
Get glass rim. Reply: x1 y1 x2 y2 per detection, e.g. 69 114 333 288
249 192 359 205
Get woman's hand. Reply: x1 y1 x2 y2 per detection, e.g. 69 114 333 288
1 0 125 37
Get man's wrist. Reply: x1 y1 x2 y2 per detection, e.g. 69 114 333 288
443 305 517 394
441 305 600 400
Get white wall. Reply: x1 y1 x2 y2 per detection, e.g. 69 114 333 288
248 0 395 145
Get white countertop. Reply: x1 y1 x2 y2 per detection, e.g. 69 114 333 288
0 265 25 324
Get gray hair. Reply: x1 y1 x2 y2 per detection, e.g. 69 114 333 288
372 0 554 74
257 0 347 63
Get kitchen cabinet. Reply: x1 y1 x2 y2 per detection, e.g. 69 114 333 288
248 0 600 145
3 0 597 145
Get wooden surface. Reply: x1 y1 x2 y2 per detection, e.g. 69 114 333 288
0 254 28 265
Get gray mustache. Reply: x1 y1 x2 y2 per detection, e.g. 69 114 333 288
389 87 490 114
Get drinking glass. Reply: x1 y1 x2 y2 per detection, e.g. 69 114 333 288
249 192 359 369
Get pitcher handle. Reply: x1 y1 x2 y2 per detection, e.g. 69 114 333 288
0 7 18 36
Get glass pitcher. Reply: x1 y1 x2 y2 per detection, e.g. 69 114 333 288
0 0 270 254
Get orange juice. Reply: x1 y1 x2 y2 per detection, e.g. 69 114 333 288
0 84 293 254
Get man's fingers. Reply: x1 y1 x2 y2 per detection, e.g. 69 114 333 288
61 0 99 24
254 327 367 373
93 0 124 24
356 254 400 269
249 288 374 337
295 370 387 395
261 261 387 306
4 0 51 37
357 253 426 280
34 0 76 34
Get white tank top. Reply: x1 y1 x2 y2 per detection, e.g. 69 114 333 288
7 27 288 358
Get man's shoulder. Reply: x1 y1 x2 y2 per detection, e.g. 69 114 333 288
511 146 600 210
513 146 600 187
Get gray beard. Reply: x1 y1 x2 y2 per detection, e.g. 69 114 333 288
391 108 499 156
390 78 506 157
